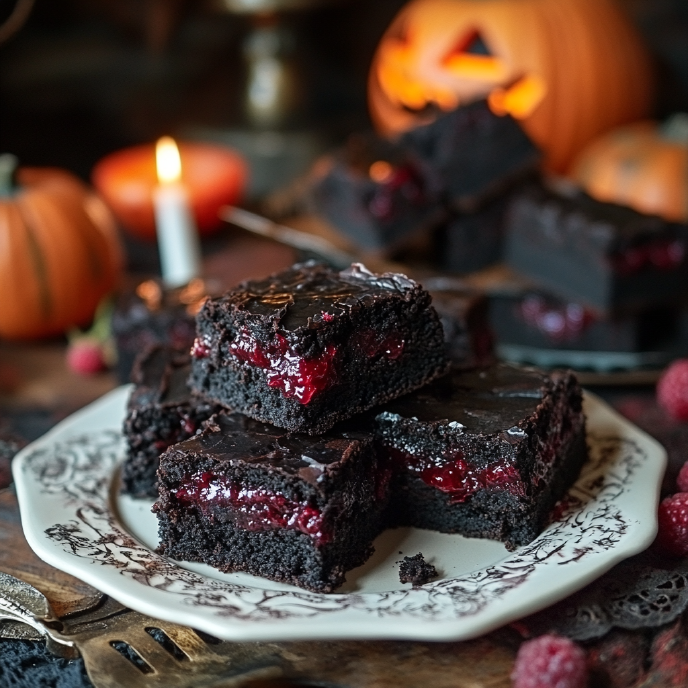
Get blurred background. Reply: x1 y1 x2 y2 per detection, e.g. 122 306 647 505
1 0 685 180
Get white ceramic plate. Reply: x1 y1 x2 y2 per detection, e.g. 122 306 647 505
13 385 665 642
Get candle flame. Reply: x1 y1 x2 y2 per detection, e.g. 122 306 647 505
156 136 182 184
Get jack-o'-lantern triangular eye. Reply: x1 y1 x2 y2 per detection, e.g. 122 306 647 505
462 31 491 56
443 30 506 81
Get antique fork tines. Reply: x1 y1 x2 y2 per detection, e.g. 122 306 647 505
0 571 284 688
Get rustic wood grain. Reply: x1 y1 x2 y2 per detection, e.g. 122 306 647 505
0 489 102 618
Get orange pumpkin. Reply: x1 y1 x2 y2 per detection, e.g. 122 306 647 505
368 0 654 172
0 159 123 340
570 115 688 223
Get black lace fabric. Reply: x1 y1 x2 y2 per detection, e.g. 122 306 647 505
521 550 688 641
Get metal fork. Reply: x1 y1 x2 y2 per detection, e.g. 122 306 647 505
0 571 285 688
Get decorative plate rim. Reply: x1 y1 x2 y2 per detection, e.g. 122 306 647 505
12 385 665 642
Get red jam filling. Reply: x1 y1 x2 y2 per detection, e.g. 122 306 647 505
190 336 211 359
610 239 685 275
387 448 525 503
154 415 199 453
353 329 404 360
519 295 596 342
229 329 337 405
175 472 329 545
368 165 425 222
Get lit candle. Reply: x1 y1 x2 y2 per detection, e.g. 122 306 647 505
153 136 203 287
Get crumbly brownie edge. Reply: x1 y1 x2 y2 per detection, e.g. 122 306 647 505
121 396 223 498
379 370 587 548
154 438 389 592
190 289 448 434
388 426 587 549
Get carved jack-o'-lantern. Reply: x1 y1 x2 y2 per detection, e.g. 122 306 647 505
369 0 654 172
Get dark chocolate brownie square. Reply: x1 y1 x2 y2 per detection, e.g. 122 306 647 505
375 364 587 550
154 413 389 593
423 278 494 368
489 290 680 353
189 261 448 435
113 278 209 383
434 198 507 275
121 346 224 499
504 180 688 315
309 132 443 255
401 99 541 212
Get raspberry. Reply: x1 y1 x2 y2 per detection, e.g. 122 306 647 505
66 339 106 376
511 634 587 688
677 463 688 493
656 492 688 557
657 360 688 421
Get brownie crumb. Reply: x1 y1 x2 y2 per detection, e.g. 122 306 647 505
398 553 437 586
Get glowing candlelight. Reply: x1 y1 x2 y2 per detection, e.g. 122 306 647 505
153 136 202 287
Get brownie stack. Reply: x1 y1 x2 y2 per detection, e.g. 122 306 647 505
122 261 587 593
309 99 540 273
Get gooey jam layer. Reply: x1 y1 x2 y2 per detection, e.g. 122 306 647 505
519 295 596 342
353 328 404 360
175 471 329 545
610 238 685 275
387 447 526 503
229 329 337 405
222 325 405 405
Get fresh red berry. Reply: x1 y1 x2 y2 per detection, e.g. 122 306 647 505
67 340 106 376
677 463 688 493
656 492 688 557
511 634 587 688
657 360 688 421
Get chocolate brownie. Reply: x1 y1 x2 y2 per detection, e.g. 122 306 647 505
423 278 494 368
113 278 210 383
489 291 680 353
154 413 389 593
375 364 587 550
189 261 448 434
309 132 443 255
401 99 541 213
121 346 223 499
434 194 511 274
505 180 688 315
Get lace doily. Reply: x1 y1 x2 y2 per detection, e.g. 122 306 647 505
521 551 688 640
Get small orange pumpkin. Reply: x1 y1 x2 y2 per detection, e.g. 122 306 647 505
368 0 654 172
0 156 123 340
570 115 688 223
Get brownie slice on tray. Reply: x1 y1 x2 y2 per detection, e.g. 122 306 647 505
154 413 389 593
375 364 587 550
121 346 223 499
505 180 688 315
189 261 448 434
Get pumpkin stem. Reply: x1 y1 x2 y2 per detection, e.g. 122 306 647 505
0 153 18 196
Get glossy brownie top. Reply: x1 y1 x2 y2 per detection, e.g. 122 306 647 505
129 346 192 408
377 364 554 435
217 261 420 332
512 181 685 249
167 412 366 485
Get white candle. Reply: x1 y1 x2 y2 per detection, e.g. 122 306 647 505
153 137 202 287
